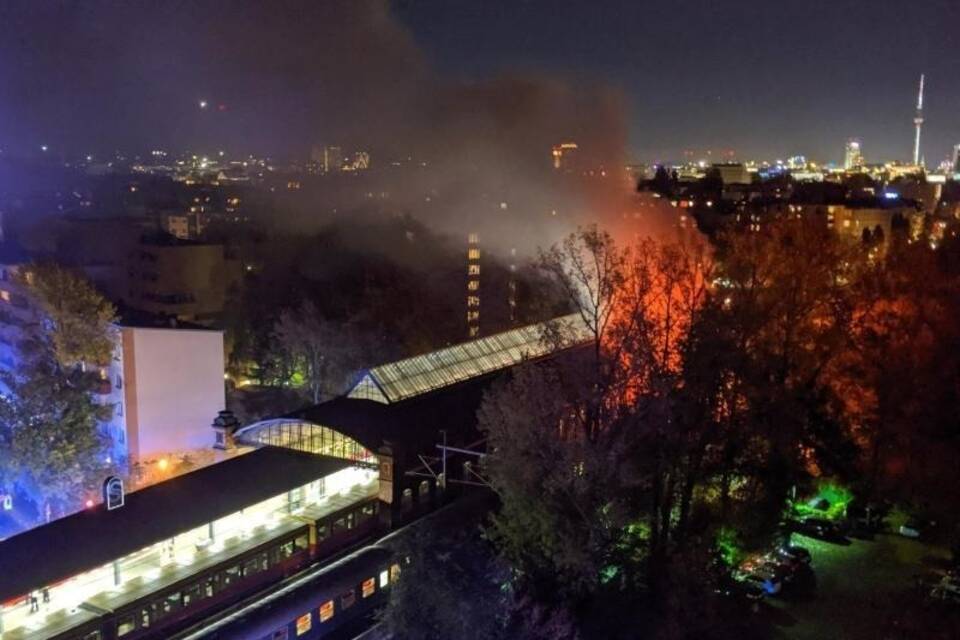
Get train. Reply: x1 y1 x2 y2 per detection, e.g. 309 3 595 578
189 546 401 640
51 498 380 640
173 490 495 640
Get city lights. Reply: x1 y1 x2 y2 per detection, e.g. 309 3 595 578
0 4 959 640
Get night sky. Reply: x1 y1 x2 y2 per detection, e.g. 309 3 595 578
397 0 960 165
0 0 957 165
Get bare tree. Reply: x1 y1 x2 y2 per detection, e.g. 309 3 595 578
273 300 339 403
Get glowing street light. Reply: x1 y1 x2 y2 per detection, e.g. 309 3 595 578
198 99 208 109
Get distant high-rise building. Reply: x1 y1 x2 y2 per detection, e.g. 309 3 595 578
323 146 342 173
507 247 517 325
912 74 925 166
953 143 960 173
844 139 863 170
551 142 578 170
349 151 370 171
466 233 480 338
786 155 807 170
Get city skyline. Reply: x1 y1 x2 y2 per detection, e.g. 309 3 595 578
0 1 957 166
399 1 960 164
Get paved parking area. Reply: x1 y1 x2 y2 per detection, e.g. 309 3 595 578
763 532 954 639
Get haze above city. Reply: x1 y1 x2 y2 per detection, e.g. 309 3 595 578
1 0 957 165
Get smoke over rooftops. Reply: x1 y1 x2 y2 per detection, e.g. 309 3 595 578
0 0 650 252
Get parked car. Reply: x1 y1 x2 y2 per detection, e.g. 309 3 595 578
795 517 842 539
741 571 782 596
715 576 764 602
899 519 922 538
776 545 811 566
929 578 960 604
735 562 784 596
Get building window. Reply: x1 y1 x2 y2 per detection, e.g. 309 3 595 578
468 248 480 260
319 600 334 622
296 613 312 635
468 280 479 291
362 577 375 598
468 264 480 276
467 296 480 307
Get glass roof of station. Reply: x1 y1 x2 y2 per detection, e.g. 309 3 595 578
347 313 592 404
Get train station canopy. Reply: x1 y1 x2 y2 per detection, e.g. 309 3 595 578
346 313 591 404
0 448 351 602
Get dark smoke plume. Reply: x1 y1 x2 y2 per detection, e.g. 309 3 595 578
0 1 652 253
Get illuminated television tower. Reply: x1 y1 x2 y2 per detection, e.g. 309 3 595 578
912 74 925 166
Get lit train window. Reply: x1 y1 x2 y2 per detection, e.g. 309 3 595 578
379 570 389 588
117 616 136 637
319 600 334 622
294 534 309 551
362 577 375 598
296 613 312 635
390 563 401 583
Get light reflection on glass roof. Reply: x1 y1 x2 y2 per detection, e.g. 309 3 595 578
347 313 591 403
